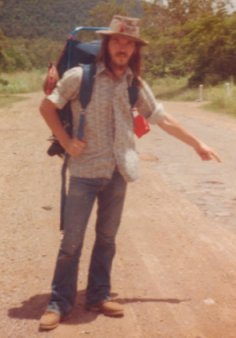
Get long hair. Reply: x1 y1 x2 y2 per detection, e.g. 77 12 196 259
96 36 143 83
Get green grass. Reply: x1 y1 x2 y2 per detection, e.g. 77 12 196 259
0 69 44 94
203 85 236 117
151 77 236 118
0 69 45 107
1 70 236 118
151 76 199 101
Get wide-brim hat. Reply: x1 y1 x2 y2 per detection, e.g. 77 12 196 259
96 15 148 46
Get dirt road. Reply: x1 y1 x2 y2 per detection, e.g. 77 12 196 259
1 93 236 338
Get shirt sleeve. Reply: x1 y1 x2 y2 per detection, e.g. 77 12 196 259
136 79 166 124
47 66 83 109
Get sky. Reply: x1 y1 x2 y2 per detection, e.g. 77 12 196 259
145 0 236 12
228 0 236 12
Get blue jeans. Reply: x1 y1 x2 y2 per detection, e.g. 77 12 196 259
47 170 127 315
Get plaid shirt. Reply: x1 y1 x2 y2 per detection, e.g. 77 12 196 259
48 62 165 182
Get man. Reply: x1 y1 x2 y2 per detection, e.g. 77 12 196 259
39 15 220 330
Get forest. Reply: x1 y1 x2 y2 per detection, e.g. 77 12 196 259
0 0 235 86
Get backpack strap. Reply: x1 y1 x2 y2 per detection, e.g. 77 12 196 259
77 63 96 140
60 154 69 230
60 63 96 231
128 77 139 108
79 63 97 109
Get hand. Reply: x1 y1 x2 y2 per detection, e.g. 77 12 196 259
194 142 221 162
64 138 86 157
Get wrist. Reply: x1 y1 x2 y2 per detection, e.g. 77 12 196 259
190 138 204 150
58 134 71 151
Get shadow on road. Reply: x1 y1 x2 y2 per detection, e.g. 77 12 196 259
7 290 98 325
115 297 190 305
8 289 190 325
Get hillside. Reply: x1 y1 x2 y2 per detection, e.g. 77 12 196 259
0 0 143 40
0 0 235 86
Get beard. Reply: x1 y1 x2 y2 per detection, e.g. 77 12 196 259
111 52 130 69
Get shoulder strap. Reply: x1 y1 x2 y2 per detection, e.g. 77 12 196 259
79 63 96 109
128 77 139 108
77 63 96 140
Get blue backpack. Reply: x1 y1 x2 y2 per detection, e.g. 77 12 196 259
46 26 139 158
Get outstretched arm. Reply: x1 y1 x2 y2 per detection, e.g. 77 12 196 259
157 113 221 162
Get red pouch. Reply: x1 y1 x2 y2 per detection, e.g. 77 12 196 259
132 108 150 138
43 63 59 95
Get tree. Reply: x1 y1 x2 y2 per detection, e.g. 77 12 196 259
140 0 235 83
88 0 128 27
143 0 231 26
183 13 236 85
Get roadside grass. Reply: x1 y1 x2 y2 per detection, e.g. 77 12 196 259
0 70 44 94
0 70 44 107
151 77 236 118
150 76 199 101
204 85 236 117
1 71 236 118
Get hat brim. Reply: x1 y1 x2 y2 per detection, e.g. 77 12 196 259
96 30 148 46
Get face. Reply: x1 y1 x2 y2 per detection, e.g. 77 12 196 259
108 35 136 68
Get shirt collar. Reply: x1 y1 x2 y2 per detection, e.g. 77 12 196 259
96 62 134 84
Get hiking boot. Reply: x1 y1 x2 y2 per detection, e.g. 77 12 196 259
39 311 61 330
87 300 124 317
